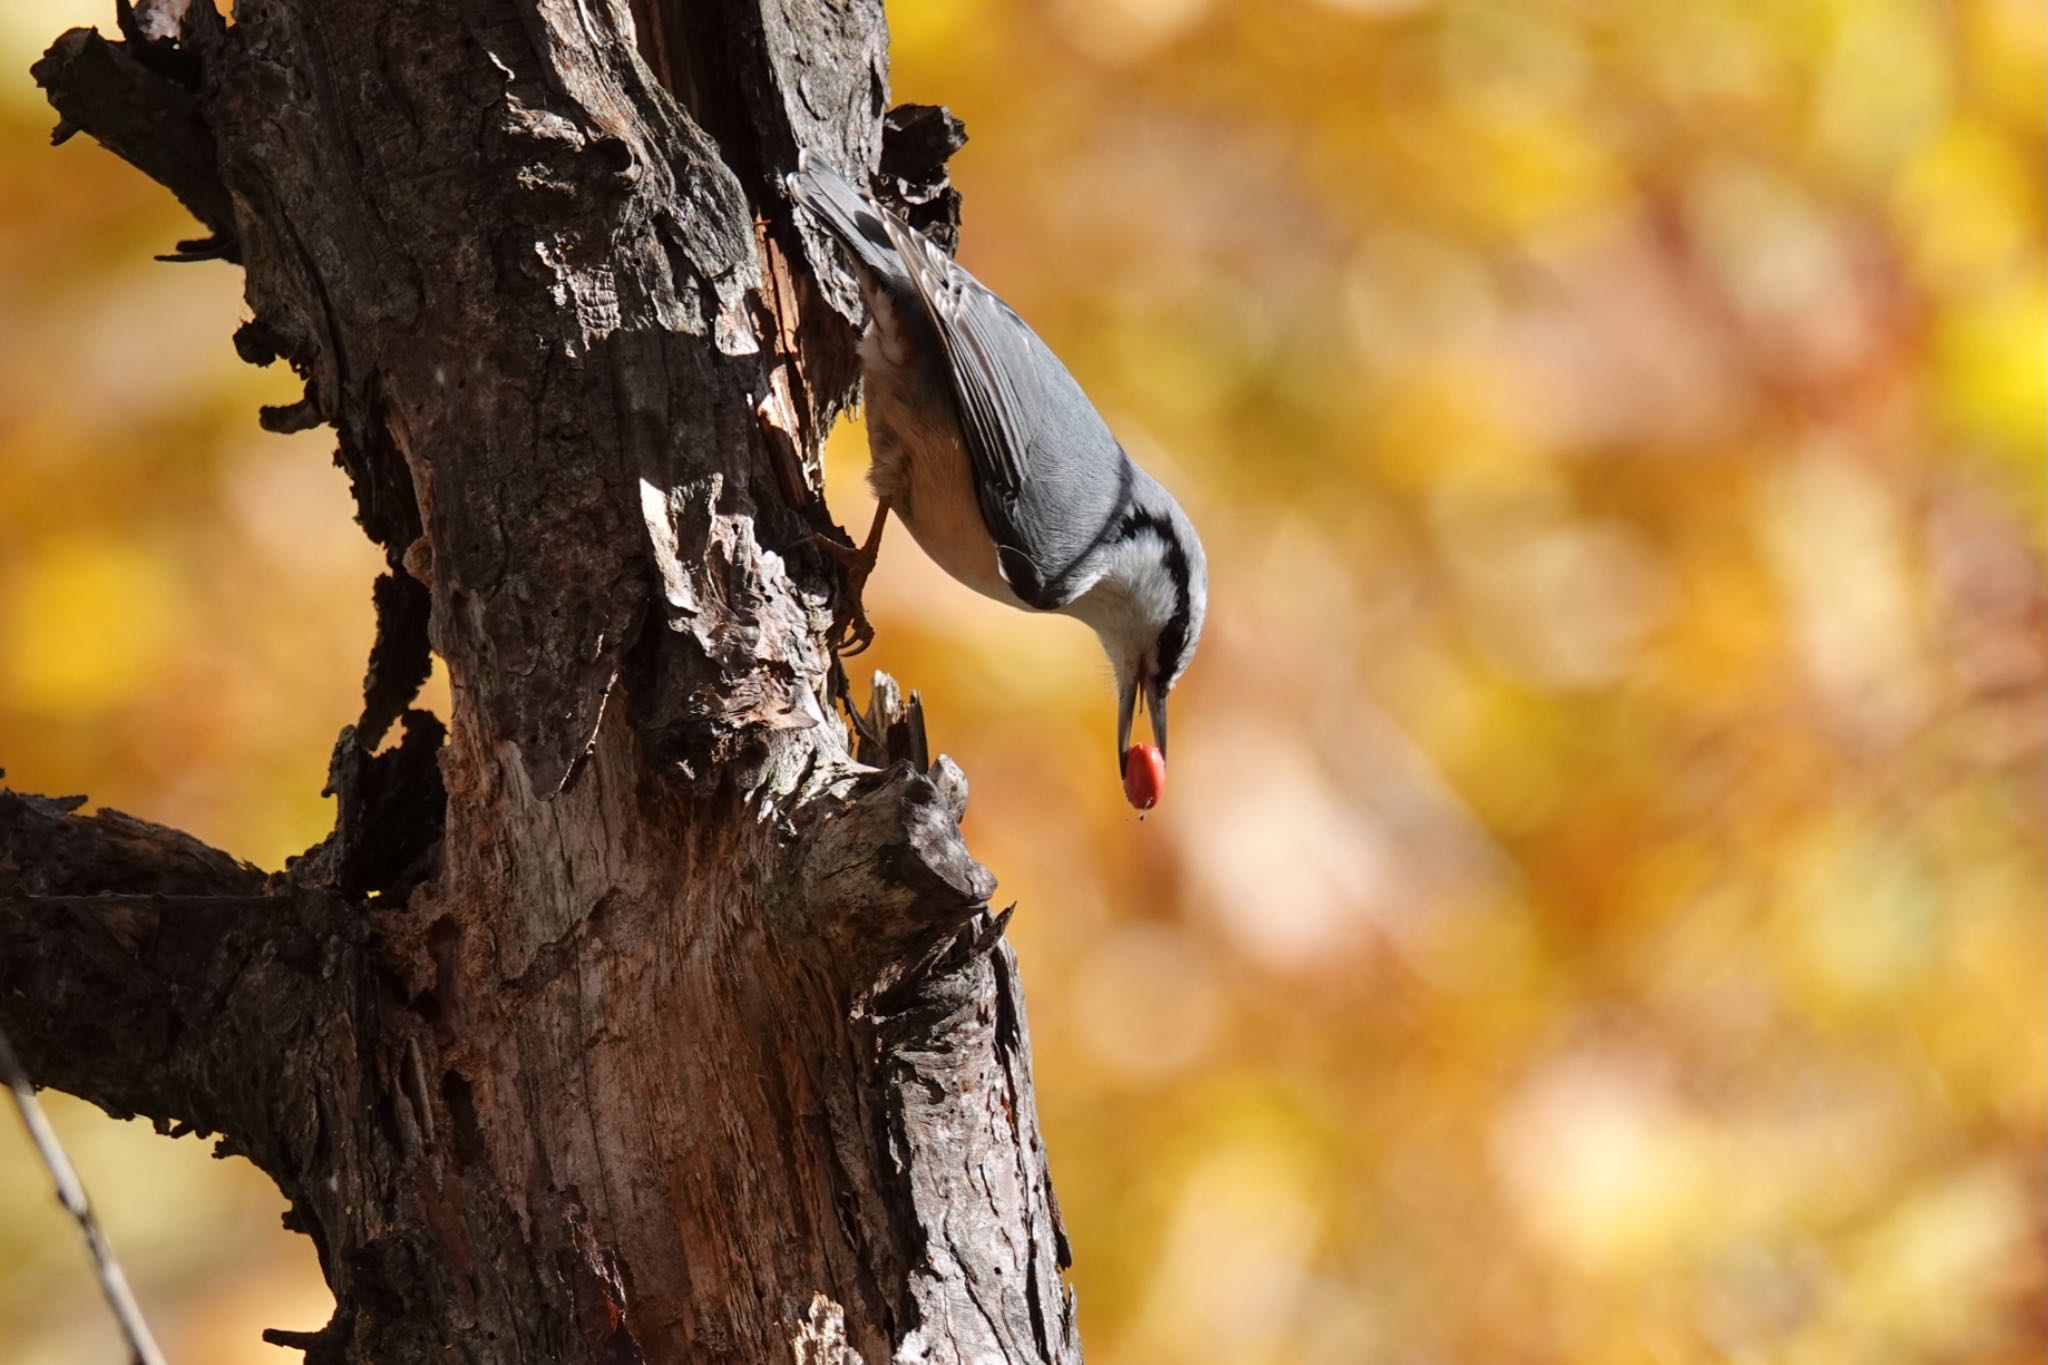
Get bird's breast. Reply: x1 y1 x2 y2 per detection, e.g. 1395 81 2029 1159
863 346 1025 609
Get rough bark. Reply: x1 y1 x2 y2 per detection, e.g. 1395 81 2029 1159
4 3 1076 1363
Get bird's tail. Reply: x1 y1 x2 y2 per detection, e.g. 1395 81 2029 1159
785 150 906 285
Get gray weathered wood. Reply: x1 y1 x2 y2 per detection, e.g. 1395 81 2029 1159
4 2 1078 1361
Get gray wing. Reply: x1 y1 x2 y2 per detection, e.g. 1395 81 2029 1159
877 213 1129 610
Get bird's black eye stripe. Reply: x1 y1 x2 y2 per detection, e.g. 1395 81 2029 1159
1116 510 1193 682
1157 594 1192 684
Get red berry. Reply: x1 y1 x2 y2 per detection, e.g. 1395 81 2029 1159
1122 743 1166 811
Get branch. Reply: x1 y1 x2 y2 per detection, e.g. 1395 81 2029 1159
0 1021 169 1365
0 783 342 1158
31 25 237 255
1 786 266 897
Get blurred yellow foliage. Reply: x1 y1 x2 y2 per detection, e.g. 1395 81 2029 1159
2 0 2041 1362
2 535 182 713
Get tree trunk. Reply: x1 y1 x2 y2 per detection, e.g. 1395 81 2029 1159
5 3 1079 1362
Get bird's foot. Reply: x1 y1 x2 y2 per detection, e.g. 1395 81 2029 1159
801 532 879 656
832 595 876 657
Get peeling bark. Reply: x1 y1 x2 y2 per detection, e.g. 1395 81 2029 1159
5 3 1079 1362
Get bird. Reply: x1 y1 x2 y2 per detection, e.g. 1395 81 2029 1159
785 151 1207 805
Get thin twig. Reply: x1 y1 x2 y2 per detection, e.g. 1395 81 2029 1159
0 1022 169 1365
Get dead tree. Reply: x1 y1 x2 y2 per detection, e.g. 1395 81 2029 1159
3 2 1079 1361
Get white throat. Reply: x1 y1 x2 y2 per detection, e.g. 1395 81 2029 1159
1061 532 1179 686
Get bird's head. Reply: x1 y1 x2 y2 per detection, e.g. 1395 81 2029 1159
1073 490 1207 802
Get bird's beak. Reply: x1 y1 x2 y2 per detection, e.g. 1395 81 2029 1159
1146 677 1170 762
1116 673 1138 772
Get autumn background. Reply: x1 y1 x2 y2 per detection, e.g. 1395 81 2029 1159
3 0 2043 1360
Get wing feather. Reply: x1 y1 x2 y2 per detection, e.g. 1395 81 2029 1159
875 213 1068 601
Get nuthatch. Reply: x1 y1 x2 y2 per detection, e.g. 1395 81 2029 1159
788 153 1208 807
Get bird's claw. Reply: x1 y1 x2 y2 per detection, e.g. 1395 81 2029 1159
833 602 876 656
802 531 879 657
